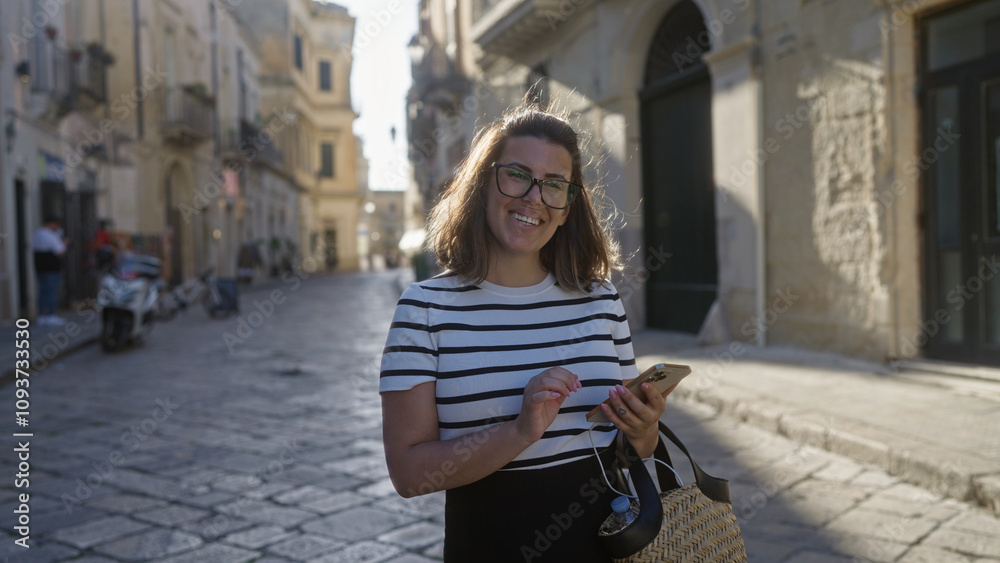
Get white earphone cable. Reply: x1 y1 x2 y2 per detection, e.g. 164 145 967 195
587 422 683 500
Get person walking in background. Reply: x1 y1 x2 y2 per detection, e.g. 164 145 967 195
379 103 677 561
33 216 69 326
86 219 118 302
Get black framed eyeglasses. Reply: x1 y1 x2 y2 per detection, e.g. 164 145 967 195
492 162 581 210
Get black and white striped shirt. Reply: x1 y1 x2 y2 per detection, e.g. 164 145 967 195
379 273 639 470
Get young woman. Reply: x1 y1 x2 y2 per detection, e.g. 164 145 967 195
380 105 672 561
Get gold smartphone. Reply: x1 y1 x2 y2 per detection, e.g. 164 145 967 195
585 362 691 423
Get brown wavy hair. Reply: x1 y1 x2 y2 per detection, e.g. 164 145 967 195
426 105 622 292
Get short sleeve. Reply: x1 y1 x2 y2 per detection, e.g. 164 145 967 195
379 283 439 393
609 284 640 381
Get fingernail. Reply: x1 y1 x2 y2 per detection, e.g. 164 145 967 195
616 385 627 394
551 392 562 398
609 388 617 398
641 383 650 390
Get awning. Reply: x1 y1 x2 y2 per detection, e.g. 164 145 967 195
398 229 427 253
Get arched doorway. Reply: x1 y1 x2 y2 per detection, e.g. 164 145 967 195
640 0 718 333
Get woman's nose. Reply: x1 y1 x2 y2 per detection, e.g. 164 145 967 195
521 179 543 204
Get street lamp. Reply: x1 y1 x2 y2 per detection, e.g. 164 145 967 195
407 36 426 68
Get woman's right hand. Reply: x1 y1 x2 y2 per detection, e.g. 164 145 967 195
515 367 581 444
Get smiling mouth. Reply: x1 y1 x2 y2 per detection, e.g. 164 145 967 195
513 213 541 226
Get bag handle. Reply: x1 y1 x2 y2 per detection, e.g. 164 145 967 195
601 435 666 559
653 421 732 503
598 421 734 559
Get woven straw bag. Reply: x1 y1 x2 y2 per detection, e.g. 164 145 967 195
599 422 748 562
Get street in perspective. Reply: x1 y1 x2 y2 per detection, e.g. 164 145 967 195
2 270 999 562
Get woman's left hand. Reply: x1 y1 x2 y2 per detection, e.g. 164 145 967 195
600 382 677 458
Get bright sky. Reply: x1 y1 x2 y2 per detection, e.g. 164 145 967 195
325 0 418 191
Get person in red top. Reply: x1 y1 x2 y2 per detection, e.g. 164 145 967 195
86 219 118 301
93 219 112 248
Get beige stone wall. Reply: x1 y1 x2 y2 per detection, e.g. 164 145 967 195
753 0 930 361
439 0 944 362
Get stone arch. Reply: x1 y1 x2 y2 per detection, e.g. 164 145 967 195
611 0 723 94
637 0 720 332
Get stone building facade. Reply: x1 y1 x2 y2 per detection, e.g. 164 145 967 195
234 0 363 272
410 0 1000 366
0 0 362 322
0 0 304 322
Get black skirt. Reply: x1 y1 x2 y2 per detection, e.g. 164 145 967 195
444 446 620 563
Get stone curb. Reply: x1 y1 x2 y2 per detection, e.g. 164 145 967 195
664 371 1000 517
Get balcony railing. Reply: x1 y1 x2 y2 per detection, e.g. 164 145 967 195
29 36 71 112
470 0 588 56
70 50 109 106
162 85 215 145
222 119 285 169
26 39 113 115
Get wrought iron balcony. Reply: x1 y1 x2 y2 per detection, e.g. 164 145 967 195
471 0 587 56
28 36 71 114
222 119 285 169
70 47 109 107
162 85 215 145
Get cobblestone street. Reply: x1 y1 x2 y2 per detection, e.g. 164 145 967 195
2 270 999 562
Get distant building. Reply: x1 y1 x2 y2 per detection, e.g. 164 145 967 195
408 0 1000 367
363 189 407 270
234 0 363 272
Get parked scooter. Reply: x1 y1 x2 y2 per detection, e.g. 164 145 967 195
96 253 161 352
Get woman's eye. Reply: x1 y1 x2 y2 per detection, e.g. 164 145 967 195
509 170 529 181
541 181 564 191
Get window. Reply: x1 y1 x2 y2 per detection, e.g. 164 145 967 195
320 143 334 177
318 60 331 91
294 35 303 70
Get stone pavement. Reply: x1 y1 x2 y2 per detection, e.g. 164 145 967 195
0 269 997 562
0 276 294 385
0 306 102 385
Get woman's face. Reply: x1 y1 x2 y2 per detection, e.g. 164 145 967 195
484 136 572 265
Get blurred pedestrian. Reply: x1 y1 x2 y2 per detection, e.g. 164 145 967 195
379 104 676 561
32 216 69 325
86 219 117 301
237 242 262 284
92 218 113 249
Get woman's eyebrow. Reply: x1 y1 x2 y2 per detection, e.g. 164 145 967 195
507 161 568 179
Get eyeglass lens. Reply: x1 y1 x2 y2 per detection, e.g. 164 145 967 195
496 166 574 209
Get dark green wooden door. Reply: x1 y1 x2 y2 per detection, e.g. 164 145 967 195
641 64 717 333
921 0 1000 364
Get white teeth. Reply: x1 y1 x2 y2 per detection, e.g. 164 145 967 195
514 213 540 226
